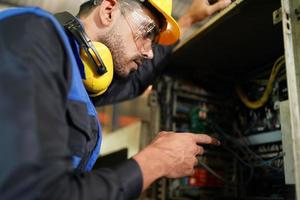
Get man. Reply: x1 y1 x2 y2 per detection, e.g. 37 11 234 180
0 0 230 199
83 0 231 105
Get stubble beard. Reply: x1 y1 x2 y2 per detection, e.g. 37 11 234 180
101 28 129 78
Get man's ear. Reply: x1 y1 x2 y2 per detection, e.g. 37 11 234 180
98 0 118 26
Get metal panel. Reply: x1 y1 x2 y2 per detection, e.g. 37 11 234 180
280 100 295 185
242 130 282 146
281 0 300 198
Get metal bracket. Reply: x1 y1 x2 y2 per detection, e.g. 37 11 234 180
273 7 282 25
148 90 158 107
281 0 300 198
282 8 292 34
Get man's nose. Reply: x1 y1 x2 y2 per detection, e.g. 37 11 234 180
142 49 154 59
141 40 154 59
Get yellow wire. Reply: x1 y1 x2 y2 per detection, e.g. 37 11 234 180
236 56 285 110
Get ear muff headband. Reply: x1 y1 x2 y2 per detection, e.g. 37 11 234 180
55 12 114 96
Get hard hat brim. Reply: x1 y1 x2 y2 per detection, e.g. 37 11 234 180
148 0 180 45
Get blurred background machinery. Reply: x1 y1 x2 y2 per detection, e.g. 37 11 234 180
143 0 299 199
146 74 290 200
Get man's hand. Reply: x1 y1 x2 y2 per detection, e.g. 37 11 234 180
187 0 232 23
133 131 220 190
178 0 232 35
149 132 220 178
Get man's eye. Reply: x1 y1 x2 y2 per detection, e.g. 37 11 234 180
144 31 152 38
142 31 155 42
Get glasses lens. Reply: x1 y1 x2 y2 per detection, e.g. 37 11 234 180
122 5 160 44
141 23 160 43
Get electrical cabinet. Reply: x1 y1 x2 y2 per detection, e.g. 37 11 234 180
144 0 300 199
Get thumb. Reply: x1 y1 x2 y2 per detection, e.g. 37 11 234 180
209 0 231 14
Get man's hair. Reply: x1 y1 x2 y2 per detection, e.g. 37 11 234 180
78 0 164 29
78 0 103 18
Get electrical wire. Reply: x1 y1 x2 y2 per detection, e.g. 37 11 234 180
200 121 283 186
221 145 254 184
221 144 253 168
212 122 264 163
211 122 284 171
197 159 227 183
236 55 285 109
260 153 284 166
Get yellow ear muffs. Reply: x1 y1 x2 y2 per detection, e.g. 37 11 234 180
54 12 114 96
80 42 114 97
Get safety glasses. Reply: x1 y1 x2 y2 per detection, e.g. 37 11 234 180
119 0 161 50
123 15 160 54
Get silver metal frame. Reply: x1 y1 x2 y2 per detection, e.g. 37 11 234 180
281 0 300 198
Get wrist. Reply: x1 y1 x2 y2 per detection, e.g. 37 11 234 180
133 146 166 190
178 13 194 36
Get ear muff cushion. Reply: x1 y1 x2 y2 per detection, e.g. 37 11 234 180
80 42 114 96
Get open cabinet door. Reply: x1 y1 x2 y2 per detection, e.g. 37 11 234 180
144 0 300 199
281 0 300 199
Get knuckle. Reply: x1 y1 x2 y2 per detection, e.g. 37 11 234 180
158 131 171 138
193 146 199 153
204 9 212 16
194 157 198 166
187 168 195 176
198 146 204 154
159 131 167 135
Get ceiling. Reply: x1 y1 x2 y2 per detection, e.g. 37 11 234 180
165 0 284 93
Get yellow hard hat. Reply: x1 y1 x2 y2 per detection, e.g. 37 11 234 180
146 0 180 45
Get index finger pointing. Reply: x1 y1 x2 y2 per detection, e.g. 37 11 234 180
193 134 221 145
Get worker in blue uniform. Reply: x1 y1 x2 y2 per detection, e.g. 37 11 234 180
0 0 231 199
